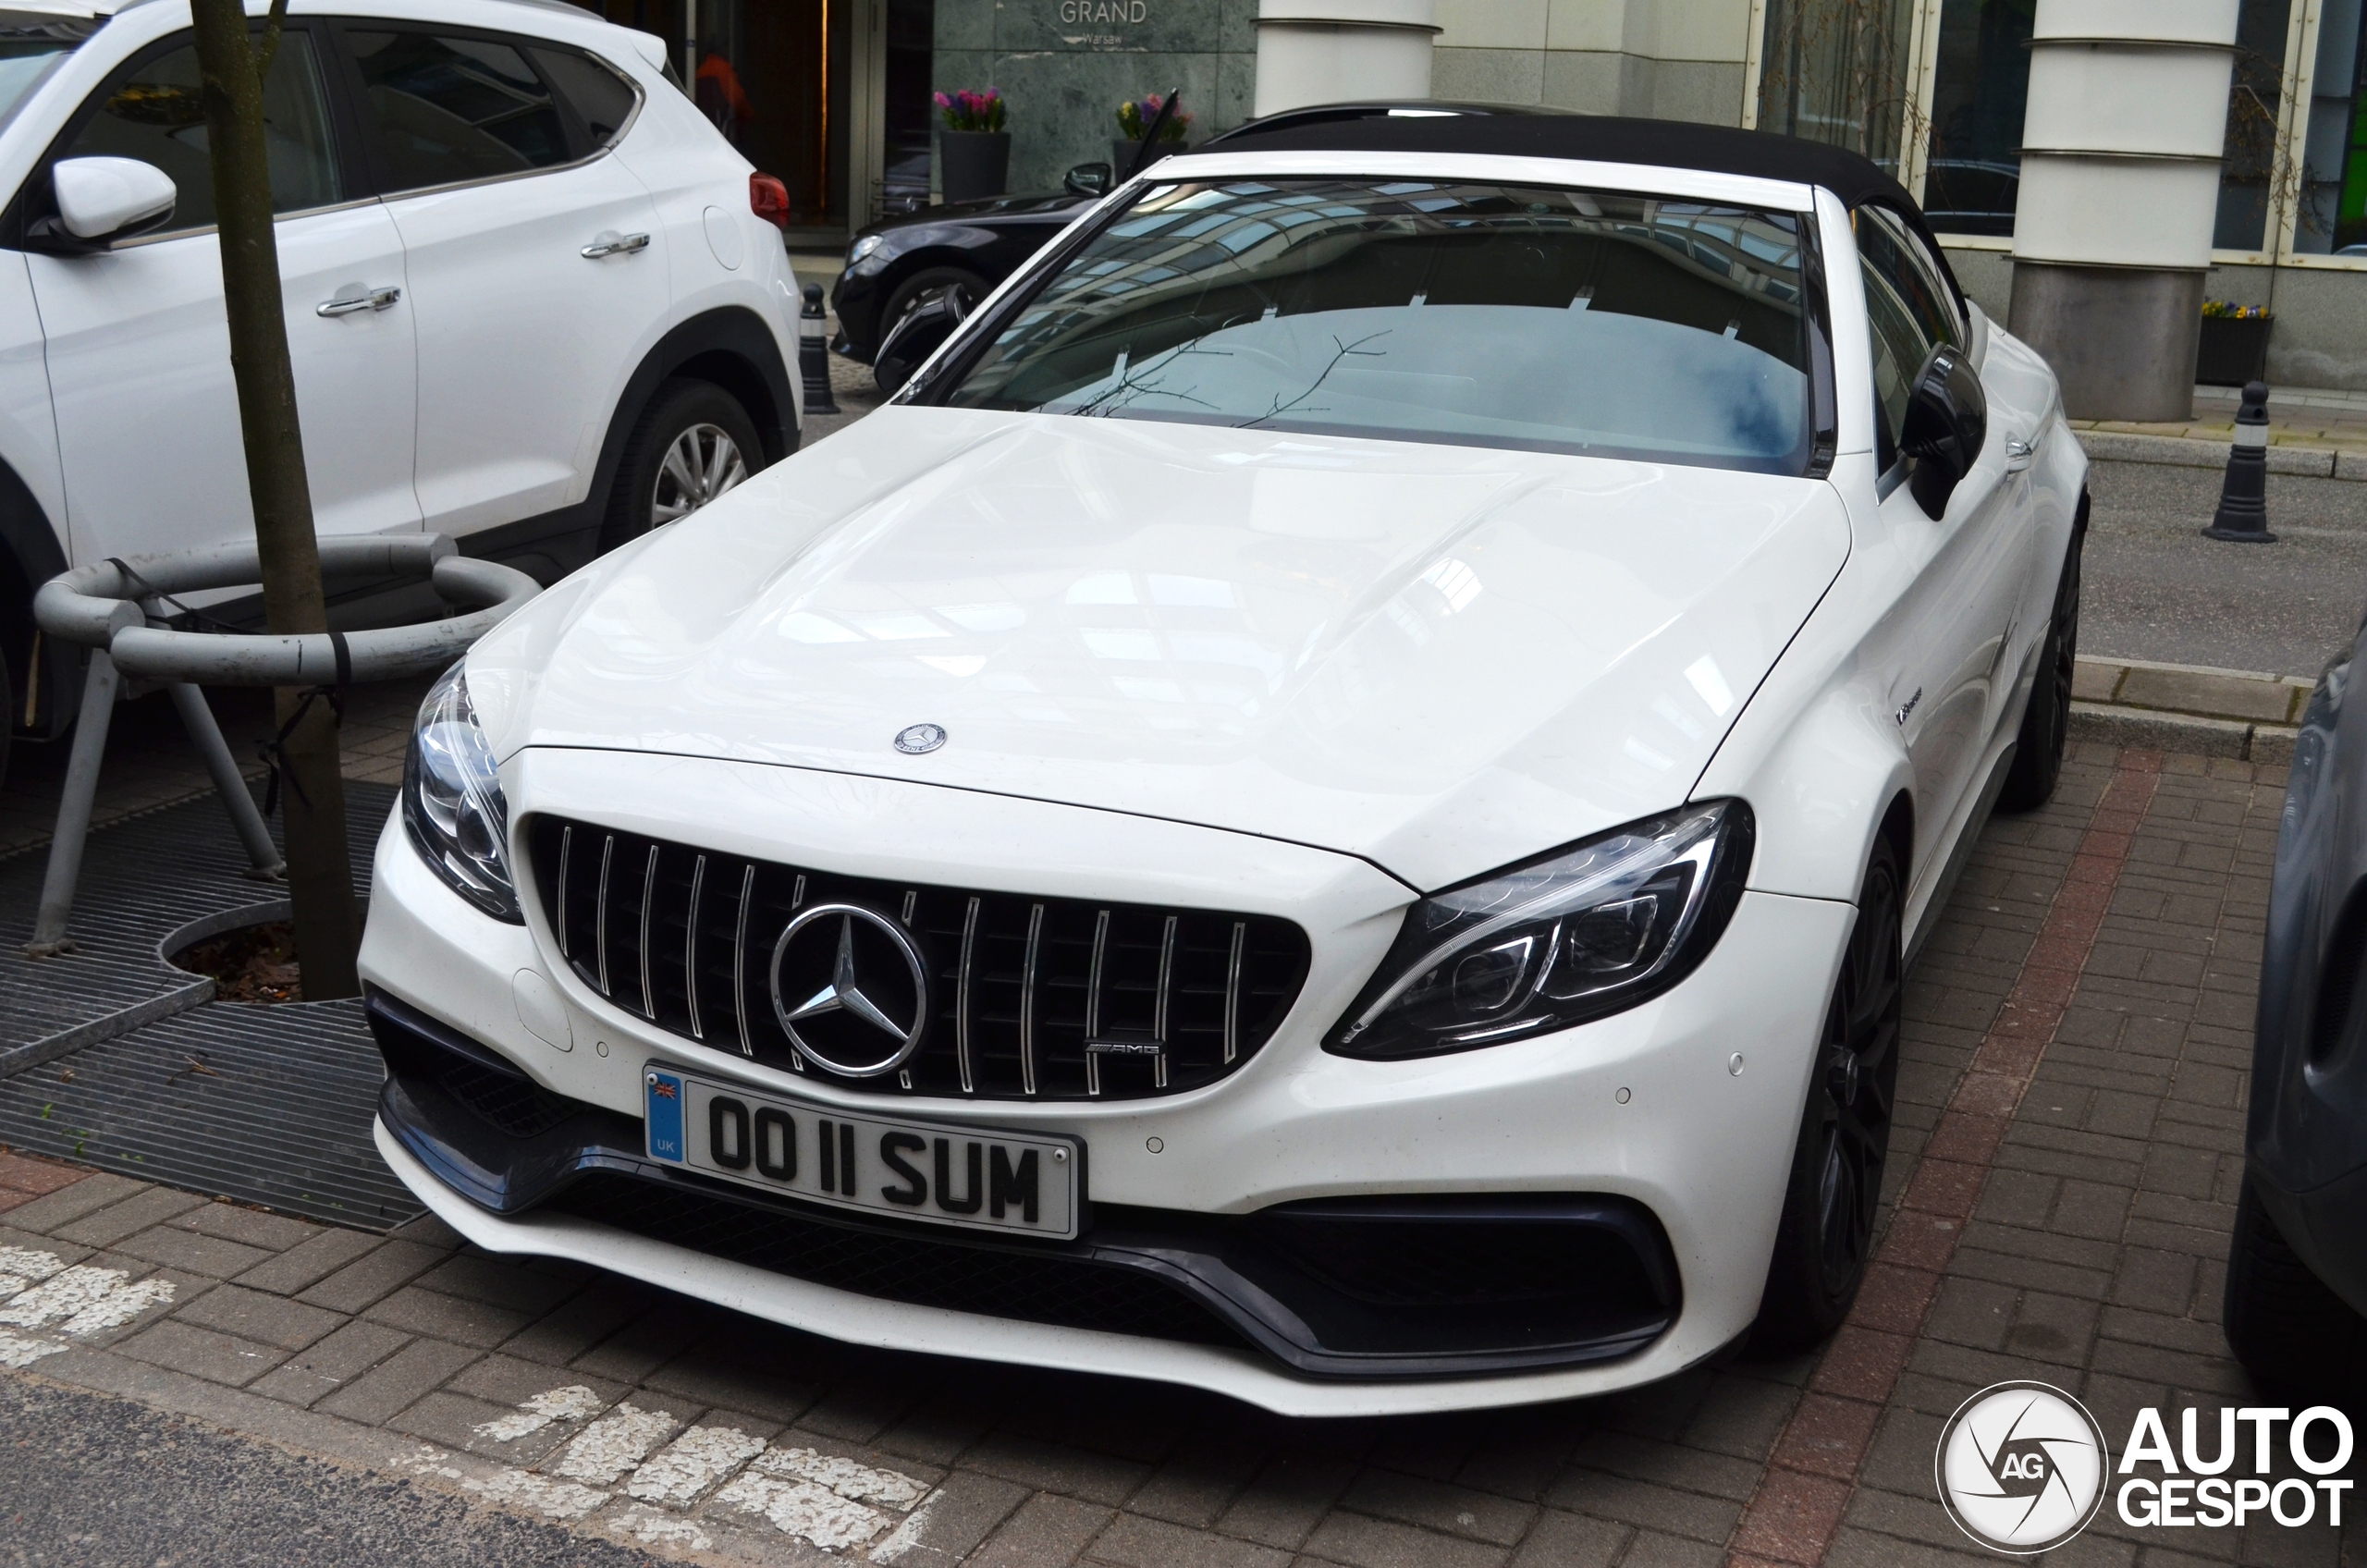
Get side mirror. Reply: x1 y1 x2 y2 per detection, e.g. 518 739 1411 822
873 284 971 395
1063 161 1113 198
32 157 178 253
1901 343 1987 517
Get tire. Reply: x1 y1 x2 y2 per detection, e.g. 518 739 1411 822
1754 832 1906 1353
872 265 987 391
1996 504 2086 813
2224 1176 2367 1404
597 378 763 555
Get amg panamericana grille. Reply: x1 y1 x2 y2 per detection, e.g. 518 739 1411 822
527 817 1311 1100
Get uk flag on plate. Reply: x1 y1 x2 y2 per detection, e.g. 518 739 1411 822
645 1070 685 1161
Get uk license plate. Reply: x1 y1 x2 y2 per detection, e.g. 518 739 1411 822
643 1066 1082 1240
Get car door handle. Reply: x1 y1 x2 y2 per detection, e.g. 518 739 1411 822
316 286 400 317
2005 435 2039 472
582 231 650 259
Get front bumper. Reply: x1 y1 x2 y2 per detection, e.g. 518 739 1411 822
359 765 1852 1414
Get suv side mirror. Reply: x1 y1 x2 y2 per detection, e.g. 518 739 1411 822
31 157 178 253
1901 343 1987 517
1063 161 1112 198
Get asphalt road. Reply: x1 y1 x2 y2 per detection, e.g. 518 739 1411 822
0 1378 654 1568
2083 457 2367 674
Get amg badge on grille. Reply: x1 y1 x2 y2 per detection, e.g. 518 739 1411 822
894 723 948 754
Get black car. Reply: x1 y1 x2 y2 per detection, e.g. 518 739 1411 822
2228 619 2367 1399
830 101 1576 389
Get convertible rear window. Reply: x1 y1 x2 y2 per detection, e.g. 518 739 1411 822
931 178 1820 473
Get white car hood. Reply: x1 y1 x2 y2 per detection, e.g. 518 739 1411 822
473 407 1849 891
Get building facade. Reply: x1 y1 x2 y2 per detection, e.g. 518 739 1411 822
573 0 2367 390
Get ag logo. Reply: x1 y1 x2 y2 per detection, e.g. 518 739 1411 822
1935 1381 2110 1554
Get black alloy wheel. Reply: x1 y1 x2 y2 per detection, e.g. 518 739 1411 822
879 265 987 347
1754 834 1905 1352
1998 507 2086 812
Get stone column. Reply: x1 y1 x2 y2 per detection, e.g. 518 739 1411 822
2008 0 2238 421
1254 0 1440 117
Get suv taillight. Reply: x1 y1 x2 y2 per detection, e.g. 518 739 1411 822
750 174 790 229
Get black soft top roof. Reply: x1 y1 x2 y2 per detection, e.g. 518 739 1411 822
1201 108 1962 301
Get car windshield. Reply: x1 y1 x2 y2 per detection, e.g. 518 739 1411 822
932 178 1819 472
0 12 93 128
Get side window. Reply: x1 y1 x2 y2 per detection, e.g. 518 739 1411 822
1861 251 1931 472
1858 205 1960 352
532 47 638 150
347 30 571 195
55 31 341 231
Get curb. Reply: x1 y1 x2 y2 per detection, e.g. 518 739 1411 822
2067 703 2298 764
2076 428 2367 480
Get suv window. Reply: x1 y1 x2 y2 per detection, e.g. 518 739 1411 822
933 178 1821 474
348 30 570 194
57 31 341 230
532 46 637 149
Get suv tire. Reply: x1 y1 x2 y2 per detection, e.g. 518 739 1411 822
599 378 763 554
2224 1176 2367 1403
1754 832 1905 1352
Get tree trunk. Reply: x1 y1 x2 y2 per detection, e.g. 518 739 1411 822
190 0 360 998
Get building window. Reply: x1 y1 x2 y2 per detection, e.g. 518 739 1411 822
1922 0 2034 238
2299 0 2367 253
1755 0 1920 175
2214 0 2293 251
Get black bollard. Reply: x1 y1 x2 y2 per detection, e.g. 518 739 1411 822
800 283 840 416
2202 379 2276 543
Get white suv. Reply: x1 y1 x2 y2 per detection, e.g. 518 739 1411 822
0 0 803 762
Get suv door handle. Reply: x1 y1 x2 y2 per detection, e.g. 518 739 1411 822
582 231 650 259
317 286 400 317
2005 435 2039 472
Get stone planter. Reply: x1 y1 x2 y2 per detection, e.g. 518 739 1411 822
1113 139 1187 178
938 130 1010 205
2196 315 2271 386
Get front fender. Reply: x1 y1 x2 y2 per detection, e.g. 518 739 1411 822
1693 451 1915 909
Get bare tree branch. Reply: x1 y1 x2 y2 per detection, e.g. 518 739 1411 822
1236 330 1391 429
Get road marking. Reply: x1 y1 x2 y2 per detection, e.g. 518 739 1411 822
472 1384 607 1443
0 1329 62 1366
866 1493 941 1563
464 1467 609 1521
756 1446 926 1509
608 1505 712 1550
624 1423 767 1504
714 1472 886 1550
553 1403 681 1485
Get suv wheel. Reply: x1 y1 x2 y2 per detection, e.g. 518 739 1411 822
1754 833 1904 1352
600 379 762 553
2225 1176 2367 1403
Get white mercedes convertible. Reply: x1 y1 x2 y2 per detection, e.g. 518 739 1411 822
362 108 2083 1416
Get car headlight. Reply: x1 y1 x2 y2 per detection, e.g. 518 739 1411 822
1327 801 1755 1060
846 233 883 266
402 661 520 923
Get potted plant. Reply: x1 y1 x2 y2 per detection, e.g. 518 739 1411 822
2198 300 2272 386
936 88 1009 205
1114 93 1192 176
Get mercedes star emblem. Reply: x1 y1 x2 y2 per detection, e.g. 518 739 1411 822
767 902 931 1077
894 723 947 754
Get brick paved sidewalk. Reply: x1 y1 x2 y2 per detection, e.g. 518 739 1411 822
4 743 2357 1566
